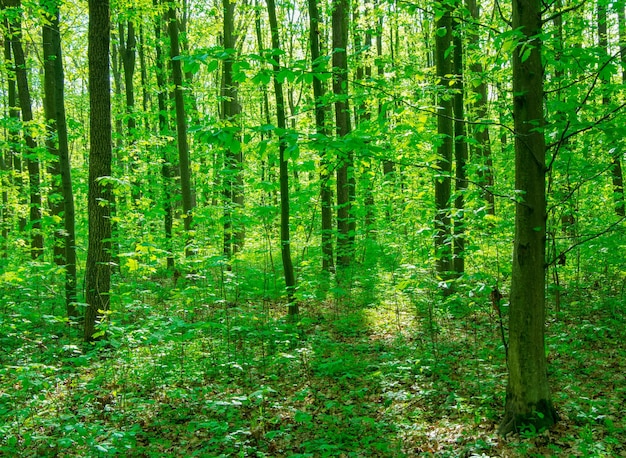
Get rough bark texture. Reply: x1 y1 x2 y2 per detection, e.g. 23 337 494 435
499 0 558 435
42 2 78 318
308 0 334 272
84 0 113 341
434 3 453 277
267 0 297 315
167 5 194 255
332 0 354 267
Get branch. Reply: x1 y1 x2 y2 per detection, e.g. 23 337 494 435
545 216 626 268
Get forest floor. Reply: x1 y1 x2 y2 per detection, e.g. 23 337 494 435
1 271 625 457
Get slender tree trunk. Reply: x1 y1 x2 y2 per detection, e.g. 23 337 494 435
499 0 557 434
167 4 194 255
434 2 453 278
308 0 334 272
267 0 297 316
603 2 625 216
222 0 245 259
354 2 376 237
120 19 140 202
466 0 495 214
5 0 43 259
332 0 354 267
2 22 22 245
85 0 113 341
42 1 78 318
452 28 467 275
155 3 175 270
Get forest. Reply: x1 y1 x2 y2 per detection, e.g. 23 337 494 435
0 0 625 454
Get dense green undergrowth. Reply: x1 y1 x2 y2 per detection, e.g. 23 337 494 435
1 264 625 457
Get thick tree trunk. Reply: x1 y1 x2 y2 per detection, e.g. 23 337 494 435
434 2 453 278
308 0 334 272
332 0 354 267
167 5 194 255
499 0 558 435
42 2 78 318
267 0 297 316
85 0 113 341
5 0 43 259
222 0 245 259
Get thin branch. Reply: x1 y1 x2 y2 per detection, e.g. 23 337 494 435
545 216 626 267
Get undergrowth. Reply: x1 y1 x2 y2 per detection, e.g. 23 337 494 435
1 265 625 457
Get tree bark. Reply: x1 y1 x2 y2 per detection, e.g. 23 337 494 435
42 0 78 318
308 0 334 272
167 4 194 256
154 2 175 270
499 0 558 434
434 2 453 278
453 28 467 275
332 0 354 267
605 2 625 216
222 0 245 259
84 0 113 341
4 0 43 259
466 0 495 215
120 19 140 202
267 0 297 316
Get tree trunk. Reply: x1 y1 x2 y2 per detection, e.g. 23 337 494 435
167 4 194 256
42 0 78 318
606 2 625 216
434 2 453 278
332 0 354 267
308 0 334 272
5 0 43 259
453 29 467 275
267 0 297 316
85 0 113 341
499 0 558 434
222 0 245 259
466 0 495 215
154 3 175 270
120 19 140 202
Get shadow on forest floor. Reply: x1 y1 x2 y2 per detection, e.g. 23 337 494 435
1 274 625 457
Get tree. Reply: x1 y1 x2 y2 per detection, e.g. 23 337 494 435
601 0 625 217
3 0 43 259
42 0 78 318
267 0 297 316
466 0 495 215
167 2 194 256
307 0 334 272
154 0 175 270
499 0 558 434
332 0 354 268
452 13 467 275
222 0 245 259
434 1 453 278
84 0 113 341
